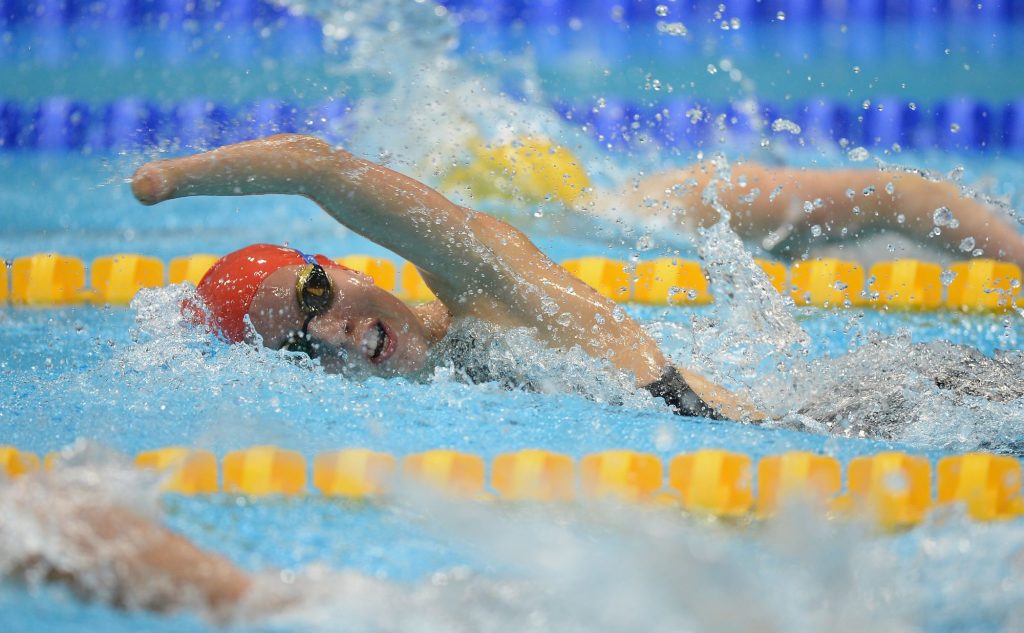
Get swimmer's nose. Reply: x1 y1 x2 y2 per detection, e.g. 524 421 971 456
307 317 356 351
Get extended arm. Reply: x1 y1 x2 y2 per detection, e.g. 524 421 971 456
624 162 1024 266
0 474 259 621
132 134 476 282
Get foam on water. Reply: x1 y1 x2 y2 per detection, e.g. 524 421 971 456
279 0 611 193
6 452 1024 632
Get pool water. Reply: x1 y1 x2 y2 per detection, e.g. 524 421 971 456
4 1 1024 631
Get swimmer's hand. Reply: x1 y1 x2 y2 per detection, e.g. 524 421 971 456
0 471 263 622
131 163 172 206
678 368 770 422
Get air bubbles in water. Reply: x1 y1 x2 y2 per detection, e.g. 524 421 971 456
959 236 976 252
847 147 869 161
770 118 801 135
933 206 954 227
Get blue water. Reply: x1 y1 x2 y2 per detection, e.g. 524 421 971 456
4 2 1024 631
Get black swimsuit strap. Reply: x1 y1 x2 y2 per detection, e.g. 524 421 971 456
644 366 726 419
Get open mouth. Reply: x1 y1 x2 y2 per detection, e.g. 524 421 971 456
361 320 396 364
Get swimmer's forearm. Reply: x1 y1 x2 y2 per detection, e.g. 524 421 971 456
132 134 472 267
1 478 257 620
56 504 254 618
886 176 1024 265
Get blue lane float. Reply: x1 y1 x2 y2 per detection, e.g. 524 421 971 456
3 0 1024 25
1 97 1023 153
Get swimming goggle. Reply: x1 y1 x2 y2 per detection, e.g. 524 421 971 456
280 254 335 358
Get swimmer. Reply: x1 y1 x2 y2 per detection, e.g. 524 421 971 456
616 161 1024 266
131 134 764 421
441 139 1024 267
0 465 269 621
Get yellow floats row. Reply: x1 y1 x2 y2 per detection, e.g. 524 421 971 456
3 446 1022 529
2 252 1022 311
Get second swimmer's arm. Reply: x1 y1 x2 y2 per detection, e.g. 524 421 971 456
0 475 263 621
626 162 1024 266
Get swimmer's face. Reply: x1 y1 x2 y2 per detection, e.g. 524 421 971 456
247 266 430 376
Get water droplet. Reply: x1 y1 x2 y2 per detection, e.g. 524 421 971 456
941 270 957 286
932 206 954 226
656 21 688 36
636 235 653 251
810 224 822 237
834 280 848 291
845 188 856 199
776 10 786 20
896 213 905 224
770 118 801 134
847 147 869 161
885 182 895 195
959 236 976 251
655 4 668 16
707 64 718 75
950 123 961 134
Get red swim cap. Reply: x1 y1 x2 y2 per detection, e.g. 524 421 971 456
189 244 348 343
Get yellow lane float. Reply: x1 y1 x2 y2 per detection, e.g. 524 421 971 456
338 256 398 292
562 257 630 302
580 450 663 502
492 449 575 502
402 449 486 497
841 452 932 529
399 261 437 302
314 449 397 498
634 258 711 305
0 447 40 477
1 259 8 303
937 453 1022 521
11 253 87 305
90 254 165 305
756 452 841 518
135 447 218 495
669 449 753 517
789 258 866 307
868 259 943 310
169 254 219 286
754 259 787 294
945 259 1021 311
223 446 307 495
